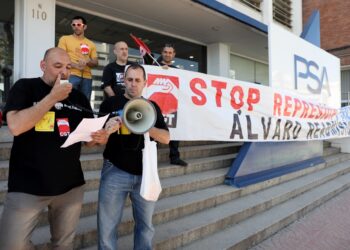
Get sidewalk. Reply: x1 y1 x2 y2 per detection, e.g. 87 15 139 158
251 187 350 250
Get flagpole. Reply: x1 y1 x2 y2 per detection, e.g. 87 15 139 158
130 33 162 67
146 52 161 67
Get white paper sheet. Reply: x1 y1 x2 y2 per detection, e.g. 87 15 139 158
61 114 109 148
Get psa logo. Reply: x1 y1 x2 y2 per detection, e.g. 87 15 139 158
147 74 179 128
294 54 331 95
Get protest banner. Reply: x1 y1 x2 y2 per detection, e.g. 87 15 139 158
143 65 348 142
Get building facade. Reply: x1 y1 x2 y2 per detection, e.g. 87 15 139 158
0 0 302 109
303 0 350 107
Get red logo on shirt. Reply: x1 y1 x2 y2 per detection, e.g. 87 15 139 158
56 118 70 137
80 43 90 55
147 74 179 128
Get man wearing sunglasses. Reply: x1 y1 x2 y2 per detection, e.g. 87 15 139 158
58 16 98 101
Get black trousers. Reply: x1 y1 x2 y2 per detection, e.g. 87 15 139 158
169 140 180 160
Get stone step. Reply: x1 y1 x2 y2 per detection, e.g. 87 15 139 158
2 141 339 183
4 150 344 229
0 138 237 161
117 159 350 250
0 142 11 161
323 146 340 157
33 154 350 249
181 170 350 250
0 153 235 205
323 140 332 148
29 167 228 248
0 142 238 179
0 142 241 172
158 153 236 178
0 127 12 143
157 142 241 162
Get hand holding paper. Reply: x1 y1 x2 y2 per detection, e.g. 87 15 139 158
61 114 109 148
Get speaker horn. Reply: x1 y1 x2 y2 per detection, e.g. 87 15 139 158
122 98 157 134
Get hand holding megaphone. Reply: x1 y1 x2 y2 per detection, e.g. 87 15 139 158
105 116 122 135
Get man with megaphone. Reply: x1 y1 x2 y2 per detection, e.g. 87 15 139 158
97 63 170 250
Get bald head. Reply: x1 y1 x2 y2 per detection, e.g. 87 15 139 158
40 47 72 86
43 47 70 62
114 41 128 64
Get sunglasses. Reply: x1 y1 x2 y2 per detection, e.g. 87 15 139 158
71 23 84 27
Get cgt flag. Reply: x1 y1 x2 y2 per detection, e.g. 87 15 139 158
130 33 152 56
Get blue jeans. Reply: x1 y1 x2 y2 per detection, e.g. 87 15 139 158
98 160 155 250
69 75 92 101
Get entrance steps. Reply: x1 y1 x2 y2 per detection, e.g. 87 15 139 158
1 126 349 249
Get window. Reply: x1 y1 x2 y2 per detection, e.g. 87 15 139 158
273 0 292 28
230 54 268 85
341 70 350 107
239 0 262 12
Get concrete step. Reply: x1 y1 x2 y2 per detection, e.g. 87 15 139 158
118 159 350 250
0 143 238 178
3 149 341 229
0 126 12 143
181 170 350 250
0 139 239 161
0 163 232 225
34 154 350 249
29 167 229 248
158 153 236 178
323 146 340 157
1 148 346 225
0 142 11 161
0 153 236 205
157 142 241 162
323 140 332 148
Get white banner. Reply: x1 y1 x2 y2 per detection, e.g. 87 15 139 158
143 65 349 142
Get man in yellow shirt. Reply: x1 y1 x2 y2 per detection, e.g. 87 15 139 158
58 16 98 101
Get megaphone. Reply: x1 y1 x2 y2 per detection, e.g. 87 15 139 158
121 98 157 134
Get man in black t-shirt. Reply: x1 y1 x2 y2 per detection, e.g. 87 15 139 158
98 64 169 250
101 41 131 98
0 47 108 250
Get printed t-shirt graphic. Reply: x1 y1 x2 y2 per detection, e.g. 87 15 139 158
57 118 71 137
80 43 90 55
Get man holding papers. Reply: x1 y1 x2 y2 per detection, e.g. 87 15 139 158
0 47 108 249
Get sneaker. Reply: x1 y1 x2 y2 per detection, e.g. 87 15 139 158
170 158 188 166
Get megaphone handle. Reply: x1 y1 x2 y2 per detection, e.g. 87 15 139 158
144 132 151 143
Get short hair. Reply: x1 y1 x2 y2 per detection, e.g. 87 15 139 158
162 43 175 52
125 63 146 80
72 16 87 25
115 41 128 47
